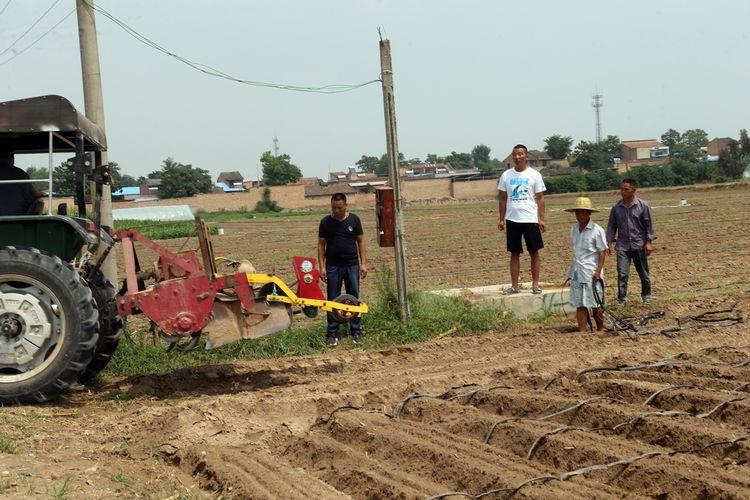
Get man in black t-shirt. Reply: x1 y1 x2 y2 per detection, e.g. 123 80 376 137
0 148 42 216
317 193 368 346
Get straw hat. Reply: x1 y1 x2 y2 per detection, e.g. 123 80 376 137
564 197 600 212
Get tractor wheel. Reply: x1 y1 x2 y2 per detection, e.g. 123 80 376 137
0 247 98 404
78 269 122 384
329 294 360 324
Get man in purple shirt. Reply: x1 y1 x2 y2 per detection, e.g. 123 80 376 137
606 178 656 304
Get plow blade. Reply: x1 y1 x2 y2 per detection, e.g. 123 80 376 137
205 300 292 349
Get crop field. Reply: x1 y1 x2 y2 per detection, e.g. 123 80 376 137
0 183 748 499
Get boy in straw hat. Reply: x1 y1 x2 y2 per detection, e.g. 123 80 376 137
565 197 608 334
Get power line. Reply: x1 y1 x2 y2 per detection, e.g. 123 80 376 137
0 0 61 58
0 1 12 20
0 8 74 67
82 0 380 94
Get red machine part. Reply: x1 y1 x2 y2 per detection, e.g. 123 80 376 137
116 273 257 336
292 256 326 300
115 228 257 336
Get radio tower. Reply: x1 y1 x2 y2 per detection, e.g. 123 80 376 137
272 136 280 156
592 91 603 142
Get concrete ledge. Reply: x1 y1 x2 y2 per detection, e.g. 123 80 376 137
430 282 570 318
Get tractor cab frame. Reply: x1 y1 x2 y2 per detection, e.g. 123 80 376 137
0 95 121 404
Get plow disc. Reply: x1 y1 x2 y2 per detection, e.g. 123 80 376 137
205 299 292 349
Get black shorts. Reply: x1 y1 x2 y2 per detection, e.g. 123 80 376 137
506 220 544 254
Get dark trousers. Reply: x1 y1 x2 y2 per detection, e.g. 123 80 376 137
326 264 361 336
616 248 651 302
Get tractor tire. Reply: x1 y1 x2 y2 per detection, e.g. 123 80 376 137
78 269 122 384
0 247 98 404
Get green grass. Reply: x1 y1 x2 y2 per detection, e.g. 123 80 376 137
0 433 18 454
51 477 72 500
113 219 218 240
105 268 512 378
108 473 135 486
0 478 10 493
196 208 330 223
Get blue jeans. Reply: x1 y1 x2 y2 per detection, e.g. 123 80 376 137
326 264 361 336
616 248 651 302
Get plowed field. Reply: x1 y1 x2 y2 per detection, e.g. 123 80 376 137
1 183 749 499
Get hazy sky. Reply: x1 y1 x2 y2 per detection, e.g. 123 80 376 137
3 0 749 180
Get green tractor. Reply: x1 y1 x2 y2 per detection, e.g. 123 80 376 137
0 95 122 404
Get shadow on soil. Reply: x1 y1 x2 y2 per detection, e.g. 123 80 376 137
90 359 344 401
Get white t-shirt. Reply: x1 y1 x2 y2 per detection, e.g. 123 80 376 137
497 167 546 223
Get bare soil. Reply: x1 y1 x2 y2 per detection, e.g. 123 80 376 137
1 184 749 499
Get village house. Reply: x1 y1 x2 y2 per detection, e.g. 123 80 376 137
707 137 734 157
619 140 669 162
216 171 244 189
501 149 561 170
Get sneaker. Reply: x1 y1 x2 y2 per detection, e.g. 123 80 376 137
531 285 543 294
352 332 362 345
642 296 652 305
326 335 338 347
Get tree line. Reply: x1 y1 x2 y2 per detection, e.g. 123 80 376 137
28 128 748 200
544 128 749 194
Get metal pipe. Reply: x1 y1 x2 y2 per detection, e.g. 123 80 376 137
48 131 53 215
0 179 48 184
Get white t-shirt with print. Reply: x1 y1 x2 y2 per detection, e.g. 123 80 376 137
497 167 546 223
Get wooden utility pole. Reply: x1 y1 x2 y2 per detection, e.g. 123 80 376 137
76 0 117 284
379 38 411 324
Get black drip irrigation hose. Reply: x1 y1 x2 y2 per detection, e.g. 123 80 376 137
428 434 750 499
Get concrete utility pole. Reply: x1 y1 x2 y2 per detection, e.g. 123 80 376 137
379 37 411 324
76 0 117 284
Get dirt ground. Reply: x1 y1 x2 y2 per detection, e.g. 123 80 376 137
1 183 749 499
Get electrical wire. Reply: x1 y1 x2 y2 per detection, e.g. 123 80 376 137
0 0 61 58
0 0 12 19
81 0 381 94
0 8 74 67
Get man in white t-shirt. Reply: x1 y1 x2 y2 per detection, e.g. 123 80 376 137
497 144 547 294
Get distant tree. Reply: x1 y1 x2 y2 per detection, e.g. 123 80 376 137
584 168 622 191
52 162 76 196
680 129 709 150
425 153 445 164
601 135 621 157
444 151 473 170
571 140 610 171
25 166 48 179
108 162 137 192
255 187 281 212
471 144 491 166
544 173 588 194
667 158 701 185
377 152 404 177
660 129 681 148
543 134 573 159
717 140 744 179
355 155 380 173
260 151 302 186
739 128 750 156
154 157 212 198
630 164 676 188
